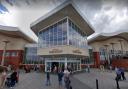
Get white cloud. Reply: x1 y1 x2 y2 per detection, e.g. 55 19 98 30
0 0 128 41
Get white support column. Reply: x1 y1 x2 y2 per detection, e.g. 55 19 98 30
65 57 67 68
1 41 10 66
45 59 47 72
67 17 69 45
80 58 82 71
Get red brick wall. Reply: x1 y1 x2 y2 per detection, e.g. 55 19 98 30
112 59 128 69
0 50 24 69
92 51 128 69
93 52 100 68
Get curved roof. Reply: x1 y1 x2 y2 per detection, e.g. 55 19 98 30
30 1 94 36
0 25 35 43
88 31 128 44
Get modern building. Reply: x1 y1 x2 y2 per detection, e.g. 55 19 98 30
0 25 35 68
31 1 94 72
24 44 44 64
88 32 128 69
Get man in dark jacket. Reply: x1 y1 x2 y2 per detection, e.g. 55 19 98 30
58 69 64 86
46 71 51 86
10 71 17 87
120 68 126 80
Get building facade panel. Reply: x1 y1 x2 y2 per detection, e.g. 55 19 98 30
89 37 128 69
0 33 31 68
0 33 29 50
38 45 89 56
37 17 89 72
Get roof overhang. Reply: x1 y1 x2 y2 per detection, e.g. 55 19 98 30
88 28 128 44
88 32 128 44
30 1 94 36
0 25 35 43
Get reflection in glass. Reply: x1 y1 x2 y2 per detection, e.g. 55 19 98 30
38 17 87 48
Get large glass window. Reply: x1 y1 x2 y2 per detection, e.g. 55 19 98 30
39 18 67 48
68 19 87 48
24 47 44 64
38 17 87 48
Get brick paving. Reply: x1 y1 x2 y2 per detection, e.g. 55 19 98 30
4 72 64 89
1 69 128 89
74 69 128 89
2 72 92 89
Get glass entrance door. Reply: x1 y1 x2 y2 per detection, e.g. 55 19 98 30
45 58 81 72
59 62 65 71
67 61 80 72
45 62 51 72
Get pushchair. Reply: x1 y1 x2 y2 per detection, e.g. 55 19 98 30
5 75 12 88
5 72 17 88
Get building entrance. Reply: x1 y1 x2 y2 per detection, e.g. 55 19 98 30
45 58 81 72
51 62 59 72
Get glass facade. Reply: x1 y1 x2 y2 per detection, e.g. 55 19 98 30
39 18 67 48
24 47 44 64
38 17 87 48
68 19 87 48
37 17 89 72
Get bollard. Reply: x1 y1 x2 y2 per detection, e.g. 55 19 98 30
116 79 120 89
96 79 99 89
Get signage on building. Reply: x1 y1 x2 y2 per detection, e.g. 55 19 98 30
72 49 82 54
49 49 62 53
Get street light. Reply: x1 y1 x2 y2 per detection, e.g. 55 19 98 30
110 42 116 59
110 43 115 51
118 40 123 54
103 45 110 65
1 40 10 66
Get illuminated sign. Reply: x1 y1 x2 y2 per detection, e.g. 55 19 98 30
72 49 82 54
49 49 62 53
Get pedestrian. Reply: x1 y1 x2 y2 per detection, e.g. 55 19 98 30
64 68 70 77
120 68 126 80
109 65 112 72
10 70 17 87
53 66 57 73
64 68 71 89
87 64 90 73
46 71 51 86
115 67 121 81
0 69 7 88
58 69 64 86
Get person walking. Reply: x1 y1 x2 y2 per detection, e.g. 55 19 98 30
120 68 126 80
0 69 7 88
46 71 51 86
115 67 121 81
87 64 90 73
58 69 64 86
64 68 71 89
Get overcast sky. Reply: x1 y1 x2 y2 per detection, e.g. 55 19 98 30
0 0 128 42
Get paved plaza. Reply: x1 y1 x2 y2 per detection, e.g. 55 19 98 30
0 69 128 89
74 69 128 89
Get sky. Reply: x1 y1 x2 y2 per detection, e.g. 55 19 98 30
0 0 128 42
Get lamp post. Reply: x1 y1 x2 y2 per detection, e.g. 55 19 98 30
1 40 10 66
118 40 123 54
103 45 110 65
110 43 115 51
110 42 116 59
